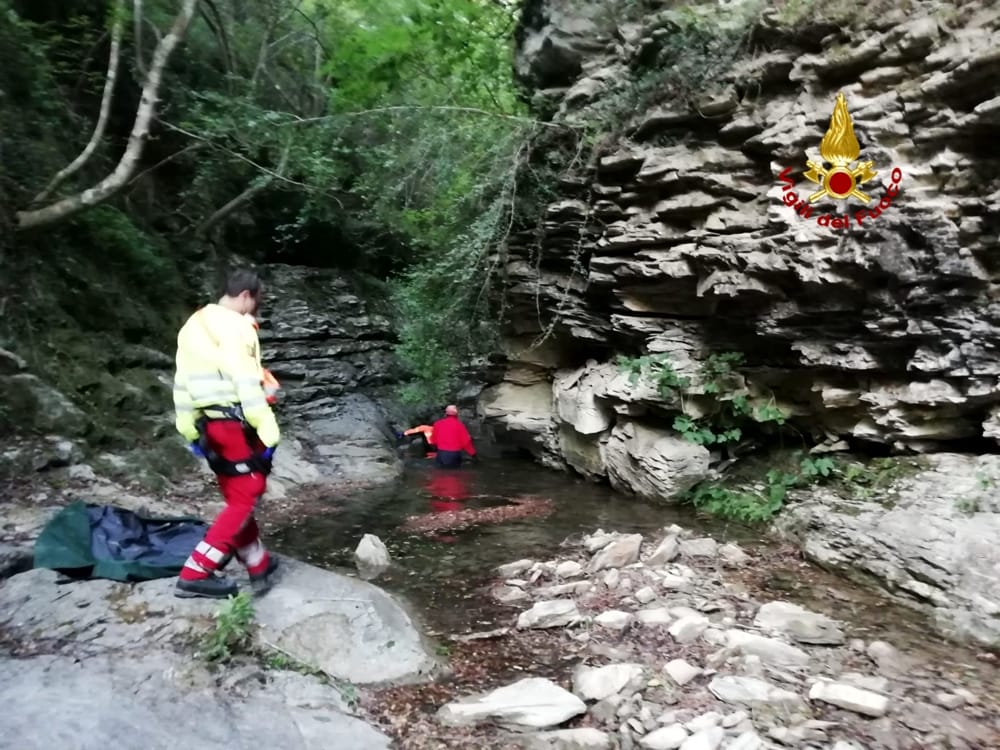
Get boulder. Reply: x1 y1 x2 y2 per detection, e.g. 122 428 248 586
0 374 88 436
0 557 442 748
776 454 1000 648
479 382 563 469
0 652 391 750
0 559 437 685
604 422 710 501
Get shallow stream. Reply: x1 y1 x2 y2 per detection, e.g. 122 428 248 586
268 457 998 695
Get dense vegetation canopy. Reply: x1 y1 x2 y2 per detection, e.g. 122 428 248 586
0 0 540 409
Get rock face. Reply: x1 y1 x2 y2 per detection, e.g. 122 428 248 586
776 453 1000 648
483 0 1000 648
258 265 405 488
498 2 1000 456
0 558 439 748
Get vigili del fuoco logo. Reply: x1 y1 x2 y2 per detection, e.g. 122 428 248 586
777 92 903 230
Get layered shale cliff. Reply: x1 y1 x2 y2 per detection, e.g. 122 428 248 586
480 0 1000 646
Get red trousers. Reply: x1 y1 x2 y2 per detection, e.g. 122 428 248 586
179 420 271 581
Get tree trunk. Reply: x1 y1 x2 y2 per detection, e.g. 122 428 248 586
15 0 200 231
31 0 125 207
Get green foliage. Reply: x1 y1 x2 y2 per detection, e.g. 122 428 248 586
616 350 788 448
200 593 257 663
684 454 837 523
838 457 911 499
955 497 980 516
617 353 690 399
580 2 763 132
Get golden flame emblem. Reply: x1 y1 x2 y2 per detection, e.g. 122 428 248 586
803 93 878 204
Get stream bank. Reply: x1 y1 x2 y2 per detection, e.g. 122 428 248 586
266 457 998 749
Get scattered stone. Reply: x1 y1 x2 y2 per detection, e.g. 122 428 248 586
707 676 804 710
934 691 967 710
528 727 613 749
726 731 763 750
659 573 691 590
830 742 865 750
719 543 750 565
537 581 591 598
808 680 890 718
636 608 673 625
499 559 536 577
494 585 530 603
866 641 909 677
646 536 681 565
702 628 727 646
603 569 622 589
353 534 390 576
595 610 634 630
517 599 581 629
721 711 749 729
678 726 724 750
556 561 585 578
839 672 890 694
590 534 644 572
664 659 701 687
636 586 657 604
669 615 710 643
573 663 645 702
725 630 810 666
685 712 722 732
639 723 688 749
753 601 845 646
438 677 586 729
585 530 618 553
679 538 718 558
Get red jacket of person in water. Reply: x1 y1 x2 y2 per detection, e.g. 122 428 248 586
430 415 476 455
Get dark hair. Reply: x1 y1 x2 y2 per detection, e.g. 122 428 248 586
222 269 261 298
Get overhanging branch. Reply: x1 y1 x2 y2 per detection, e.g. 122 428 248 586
30 0 126 206
16 0 200 231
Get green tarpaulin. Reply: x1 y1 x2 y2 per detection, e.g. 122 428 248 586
33 501 209 582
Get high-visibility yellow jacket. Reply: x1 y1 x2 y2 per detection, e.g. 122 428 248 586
172 304 280 447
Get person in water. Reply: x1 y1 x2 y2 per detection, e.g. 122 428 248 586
430 404 476 468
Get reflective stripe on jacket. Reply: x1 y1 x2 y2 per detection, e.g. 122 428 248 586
173 304 280 447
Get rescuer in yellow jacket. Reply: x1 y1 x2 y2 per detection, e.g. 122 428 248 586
172 269 281 599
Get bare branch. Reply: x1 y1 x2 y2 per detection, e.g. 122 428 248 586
126 143 203 188
158 119 342 206
134 0 147 76
31 0 126 206
197 145 291 237
201 0 234 82
16 0 200 231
